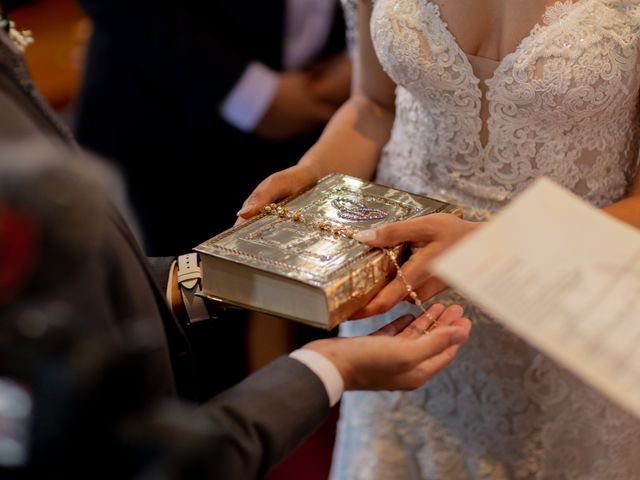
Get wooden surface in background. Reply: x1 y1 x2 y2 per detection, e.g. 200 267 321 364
11 0 89 110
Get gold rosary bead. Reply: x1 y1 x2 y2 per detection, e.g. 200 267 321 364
381 247 433 328
332 226 341 235
292 211 302 221
264 205 272 214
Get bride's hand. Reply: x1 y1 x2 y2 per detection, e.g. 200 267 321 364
235 163 322 225
351 213 482 319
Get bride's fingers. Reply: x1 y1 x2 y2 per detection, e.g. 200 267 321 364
413 277 449 303
397 249 449 303
353 215 440 246
369 314 415 336
411 242 429 254
236 176 288 220
349 277 407 319
237 168 308 219
353 255 432 318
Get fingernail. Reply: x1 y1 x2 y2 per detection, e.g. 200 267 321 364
236 202 255 217
353 228 377 243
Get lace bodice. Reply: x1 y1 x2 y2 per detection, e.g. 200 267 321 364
332 1 640 479
352 0 640 219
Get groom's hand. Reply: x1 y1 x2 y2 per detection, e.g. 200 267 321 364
304 303 471 391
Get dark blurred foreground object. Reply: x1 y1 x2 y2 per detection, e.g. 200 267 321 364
0 143 330 478
0 300 329 479
0 303 168 477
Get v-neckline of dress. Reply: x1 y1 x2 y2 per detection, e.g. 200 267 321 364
426 0 588 77
423 0 590 151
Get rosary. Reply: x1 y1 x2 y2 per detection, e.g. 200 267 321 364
263 201 439 334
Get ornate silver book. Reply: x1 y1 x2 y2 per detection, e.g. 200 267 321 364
195 174 461 329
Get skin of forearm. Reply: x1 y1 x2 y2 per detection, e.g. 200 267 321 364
169 261 185 318
298 93 395 181
601 171 640 227
603 194 640 228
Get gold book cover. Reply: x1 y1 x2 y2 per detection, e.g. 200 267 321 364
195 174 460 329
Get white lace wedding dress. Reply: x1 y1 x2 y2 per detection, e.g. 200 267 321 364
333 1 640 478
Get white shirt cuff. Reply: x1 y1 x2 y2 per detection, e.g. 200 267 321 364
219 62 280 132
289 348 344 407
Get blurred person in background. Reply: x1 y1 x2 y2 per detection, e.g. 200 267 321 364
74 0 349 257
73 0 352 398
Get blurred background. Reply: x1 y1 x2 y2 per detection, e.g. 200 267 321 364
10 0 340 478
11 0 88 118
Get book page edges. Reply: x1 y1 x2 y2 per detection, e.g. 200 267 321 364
199 244 403 330
200 254 330 329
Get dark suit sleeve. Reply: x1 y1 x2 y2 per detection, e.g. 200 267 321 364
78 0 260 126
146 256 176 295
198 356 330 478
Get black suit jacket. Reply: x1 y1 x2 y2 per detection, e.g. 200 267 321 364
74 0 347 255
0 29 329 478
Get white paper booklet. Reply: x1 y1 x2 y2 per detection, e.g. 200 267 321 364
431 178 640 418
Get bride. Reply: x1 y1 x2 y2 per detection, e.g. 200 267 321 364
238 0 640 477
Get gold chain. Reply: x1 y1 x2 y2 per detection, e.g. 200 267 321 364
263 203 439 334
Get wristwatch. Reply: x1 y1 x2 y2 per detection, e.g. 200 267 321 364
176 253 210 324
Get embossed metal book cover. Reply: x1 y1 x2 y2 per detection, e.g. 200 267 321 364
196 174 460 329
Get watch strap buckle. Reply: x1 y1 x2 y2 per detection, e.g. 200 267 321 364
177 253 209 324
